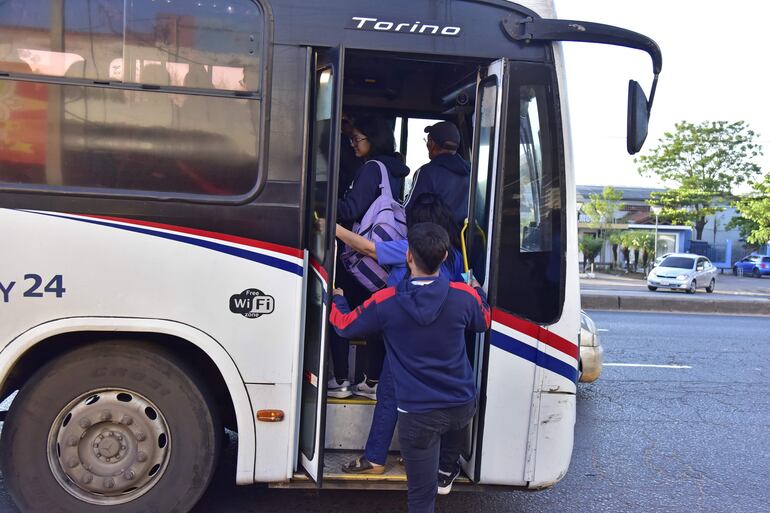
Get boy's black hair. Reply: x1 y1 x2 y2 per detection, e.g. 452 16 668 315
408 222 450 275
355 116 396 157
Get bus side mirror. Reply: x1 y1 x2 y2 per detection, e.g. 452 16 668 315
627 80 649 155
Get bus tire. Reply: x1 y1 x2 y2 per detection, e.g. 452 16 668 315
1 340 221 513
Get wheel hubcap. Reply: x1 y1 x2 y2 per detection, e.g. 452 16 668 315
48 389 171 505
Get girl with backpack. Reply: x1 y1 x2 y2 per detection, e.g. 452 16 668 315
329 116 410 400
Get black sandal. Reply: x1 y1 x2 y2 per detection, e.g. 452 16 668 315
341 456 386 475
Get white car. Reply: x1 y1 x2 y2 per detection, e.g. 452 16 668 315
647 253 718 294
579 310 603 383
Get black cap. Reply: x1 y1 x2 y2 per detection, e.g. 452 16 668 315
424 121 460 150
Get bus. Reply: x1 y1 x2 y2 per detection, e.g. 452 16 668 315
0 1 661 511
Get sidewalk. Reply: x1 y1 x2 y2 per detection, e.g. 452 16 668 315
581 272 770 315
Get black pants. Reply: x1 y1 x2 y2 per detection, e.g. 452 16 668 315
397 399 476 513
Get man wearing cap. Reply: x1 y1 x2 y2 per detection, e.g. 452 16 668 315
404 121 470 227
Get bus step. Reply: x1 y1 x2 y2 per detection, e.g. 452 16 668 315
327 396 376 406
323 450 407 482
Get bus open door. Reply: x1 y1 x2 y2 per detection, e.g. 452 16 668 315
462 57 579 488
299 46 345 486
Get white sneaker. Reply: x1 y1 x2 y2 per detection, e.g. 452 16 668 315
352 379 377 400
327 378 352 398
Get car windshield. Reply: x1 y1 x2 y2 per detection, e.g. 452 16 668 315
660 256 695 269
763 257 770 263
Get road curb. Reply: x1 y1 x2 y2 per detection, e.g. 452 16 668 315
581 293 770 316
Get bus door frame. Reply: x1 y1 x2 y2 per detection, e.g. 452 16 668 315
299 45 345 486
462 58 509 482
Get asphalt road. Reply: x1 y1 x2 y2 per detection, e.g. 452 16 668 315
0 311 768 512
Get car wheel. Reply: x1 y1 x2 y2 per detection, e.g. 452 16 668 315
706 278 715 293
1 341 221 513
687 280 696 294
753 268 761 278
647 285 657 291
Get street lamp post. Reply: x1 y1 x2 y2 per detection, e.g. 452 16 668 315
576 200 584 272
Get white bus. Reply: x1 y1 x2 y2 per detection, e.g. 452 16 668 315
0 1 661 511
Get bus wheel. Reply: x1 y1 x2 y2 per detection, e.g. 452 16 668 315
1 341 221 513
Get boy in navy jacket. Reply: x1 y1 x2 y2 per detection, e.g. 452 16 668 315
331 223 490 513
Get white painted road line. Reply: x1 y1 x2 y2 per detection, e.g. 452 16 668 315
604 363 692 369
597 328 610 332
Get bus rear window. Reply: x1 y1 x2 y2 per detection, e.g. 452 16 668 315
660 257 695 269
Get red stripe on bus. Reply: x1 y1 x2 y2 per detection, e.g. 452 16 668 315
491 308 578 360
85 214 304 259
310 258 329 283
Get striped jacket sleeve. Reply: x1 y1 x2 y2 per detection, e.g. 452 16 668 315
329 288 395 339
449 282 491 332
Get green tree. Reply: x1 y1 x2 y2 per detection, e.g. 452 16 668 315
608 231 623 269
638 231 656 270
582 186 625 240
733 175 770 245
637 121 763 240
579 236 604 272
619 231 636 271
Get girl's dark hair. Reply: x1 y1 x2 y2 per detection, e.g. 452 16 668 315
407 193 462 256
355 116 396 158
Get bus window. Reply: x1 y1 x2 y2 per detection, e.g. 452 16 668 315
124 0 263 92
494 81 562 324
0 0 123 81
519 86 551 253
0 0 264 197
403 117 443 197
470 77 499 286
0 0 263 91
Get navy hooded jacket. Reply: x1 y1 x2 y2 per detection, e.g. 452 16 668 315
337 155 410 225
330 274 490 413
404 153 471 226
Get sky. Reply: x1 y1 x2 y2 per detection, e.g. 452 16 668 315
553 0 770 189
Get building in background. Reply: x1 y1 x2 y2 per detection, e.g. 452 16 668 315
576 185 766 271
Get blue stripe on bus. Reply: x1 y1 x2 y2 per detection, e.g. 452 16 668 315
27 211 304 277
490 329 578 384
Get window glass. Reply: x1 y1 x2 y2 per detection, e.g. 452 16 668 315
0 0 263 92
470 78 498 285
494 77 562 324
125 0 262 92
519 87 551 252
661 256 695 269
403 117 442 196
0 0 123 80
0 81 259 194
308 67 334 261
0 0 264 196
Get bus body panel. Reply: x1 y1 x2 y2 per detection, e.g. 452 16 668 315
529 392 576 488
0 315 258 484
0 207 309 484
0 208 305 385
247 382 297 481
477 343 536 485
270 0 547 62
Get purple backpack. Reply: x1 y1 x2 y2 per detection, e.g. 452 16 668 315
341 160 407 292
